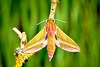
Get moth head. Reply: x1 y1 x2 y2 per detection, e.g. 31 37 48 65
46 18 56 35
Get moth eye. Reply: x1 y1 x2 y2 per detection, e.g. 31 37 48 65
52 19 55 22
47 19 49 22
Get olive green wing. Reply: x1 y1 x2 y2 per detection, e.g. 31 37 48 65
56 26 80 52
24 27 47 54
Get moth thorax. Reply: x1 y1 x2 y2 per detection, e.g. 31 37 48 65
46 19 56 35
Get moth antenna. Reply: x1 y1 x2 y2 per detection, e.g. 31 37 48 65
36 20 47 25
55 19 67 23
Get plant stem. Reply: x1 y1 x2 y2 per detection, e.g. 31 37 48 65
49 0 59 19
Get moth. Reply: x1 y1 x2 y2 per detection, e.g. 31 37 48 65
13 18 80 67
22 18 80 61
14 0 80 66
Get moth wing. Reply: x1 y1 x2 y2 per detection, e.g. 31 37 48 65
24 27 47 54
56 26 80 52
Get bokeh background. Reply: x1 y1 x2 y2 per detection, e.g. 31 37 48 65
0 0 100 67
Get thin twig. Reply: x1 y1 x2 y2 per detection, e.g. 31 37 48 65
49 0 59 19
13 27 27 48
13 27 22 39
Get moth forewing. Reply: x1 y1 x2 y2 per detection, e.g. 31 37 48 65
56 26 80 52
23 40 48 54
23 27 47 54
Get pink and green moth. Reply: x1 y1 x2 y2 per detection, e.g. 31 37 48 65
23 18 80 61
14 0 80 67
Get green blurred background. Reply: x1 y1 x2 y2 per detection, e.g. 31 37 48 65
0 0 100 67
